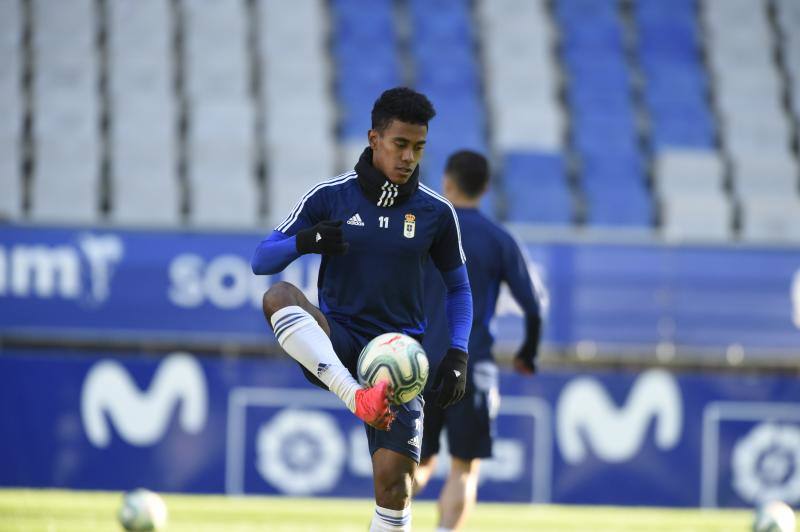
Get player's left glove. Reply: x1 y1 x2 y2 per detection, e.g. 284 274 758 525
431 347 468 408
513 314 541 375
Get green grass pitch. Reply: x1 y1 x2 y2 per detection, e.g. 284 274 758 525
0 489 752 531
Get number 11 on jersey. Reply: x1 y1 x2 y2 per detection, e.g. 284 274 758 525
379 216 390 229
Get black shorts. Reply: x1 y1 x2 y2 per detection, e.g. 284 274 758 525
299 316 424 463
420 361 499 462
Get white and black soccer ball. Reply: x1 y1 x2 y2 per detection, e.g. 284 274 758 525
118 489 168 531
753 501 796 532
357 332 429 404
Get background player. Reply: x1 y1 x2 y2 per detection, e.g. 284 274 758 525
414 150 544 531
251 87 473 532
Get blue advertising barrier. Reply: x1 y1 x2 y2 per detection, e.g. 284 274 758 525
1 225 799 354
2 350 798 508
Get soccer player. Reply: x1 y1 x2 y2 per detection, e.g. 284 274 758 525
413 150 543 532
251 87 473 531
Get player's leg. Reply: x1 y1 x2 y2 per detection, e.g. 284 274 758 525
412 454 437 496
370 448 415 531
261 281 393 429
413 396 444 496
366 396 424 531
437 457 480 531
435 360 497 531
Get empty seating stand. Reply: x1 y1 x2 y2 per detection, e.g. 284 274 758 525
0 0 23 220
656 150 731 240
260 0 336 226
108 0 180 226
503 152 572 225
332 0 401 171
409 0 486 193
557 0 652 227
183 0 258 228
30 0 101 224
636 0 715 150
703 0 799 239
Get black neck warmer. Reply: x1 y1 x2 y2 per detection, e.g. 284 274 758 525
354 147 419 208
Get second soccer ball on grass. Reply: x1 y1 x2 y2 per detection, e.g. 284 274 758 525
357 333 429 404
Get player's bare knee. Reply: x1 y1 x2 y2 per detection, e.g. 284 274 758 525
261 281 300 319
375 473 412 509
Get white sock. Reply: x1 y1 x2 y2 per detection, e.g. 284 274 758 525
436 528 453 532
370 505 411 531
270 306 361 412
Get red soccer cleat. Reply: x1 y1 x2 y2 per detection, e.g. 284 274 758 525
354 380 395 431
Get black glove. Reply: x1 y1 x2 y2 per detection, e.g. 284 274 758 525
296 220 349 256
431 348 468 408
514 314 541 375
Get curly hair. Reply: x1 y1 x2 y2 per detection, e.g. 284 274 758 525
371 87 436 132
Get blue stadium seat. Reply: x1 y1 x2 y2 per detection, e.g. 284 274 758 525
581 153 644 185
633 0 716 152
413 44 479 93
636 0 696 25
572 116 640 158
585 182 653 227
502 152 573 225
409 0 472 47
564 55 630 89
332 0 401 141
561 23 624 51
649 117 715 150
556 0 620 26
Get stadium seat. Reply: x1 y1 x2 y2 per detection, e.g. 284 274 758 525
502 152 573 225
661 193 732 241
0 0 22 220
637 0 715 151
740 197 800 242
190 179 259 228
409 0 486 192
183 0 249 100
111 161 182 227
0 139 21 221
479 0 563 152
31 141 101 224
30 0 101 224
187 99 257 226
584 181 653 227
655 150 724 199
733 156 799 199
332 0 400 144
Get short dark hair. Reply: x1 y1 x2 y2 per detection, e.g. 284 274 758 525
371 87 436 132
445 150 489 198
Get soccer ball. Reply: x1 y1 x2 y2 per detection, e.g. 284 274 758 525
753 501 796 532
118 489 168 531
357 332 429 404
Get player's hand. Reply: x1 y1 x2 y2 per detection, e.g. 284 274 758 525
295 220 349 255
513 355 536 375
514 314 541 376
431 348 468 408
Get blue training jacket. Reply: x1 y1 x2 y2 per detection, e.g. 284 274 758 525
251 171 473 350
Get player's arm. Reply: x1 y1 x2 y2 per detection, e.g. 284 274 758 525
429 208 473 408
251 185 348 276
502 234 542 375
251 222 349 275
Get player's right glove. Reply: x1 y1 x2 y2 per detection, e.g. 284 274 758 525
295 220 349 256
513 314 541 375
431 347 468 408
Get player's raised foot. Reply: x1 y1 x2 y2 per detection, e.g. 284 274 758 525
354 380 395 431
